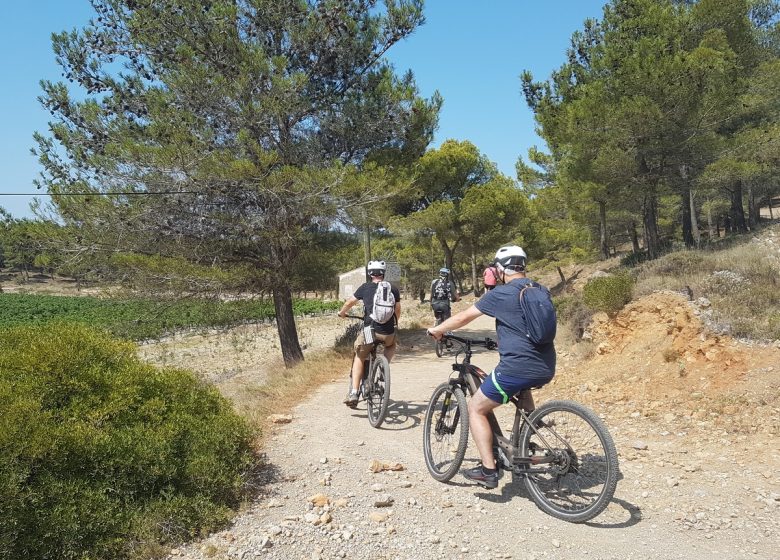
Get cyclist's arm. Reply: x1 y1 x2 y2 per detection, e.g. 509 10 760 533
338 295 359 317
428 304 483 339
394 300 401 323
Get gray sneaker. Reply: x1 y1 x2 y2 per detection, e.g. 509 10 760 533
462 465 499 489
343 389 359 408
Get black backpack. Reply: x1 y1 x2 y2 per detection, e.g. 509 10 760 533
433 279 451 301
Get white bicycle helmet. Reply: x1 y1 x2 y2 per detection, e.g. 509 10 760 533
493 245 527 272
367 260 386 277
439 267 450 277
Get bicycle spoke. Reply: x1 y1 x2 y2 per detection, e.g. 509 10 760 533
366 356 390 428
520 401 618 522
423 384 469 481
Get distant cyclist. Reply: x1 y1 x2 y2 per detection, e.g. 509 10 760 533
483 263 498 292
430 267 460 326
338 260 401 407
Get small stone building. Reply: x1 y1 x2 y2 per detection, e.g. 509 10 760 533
338 262 401 300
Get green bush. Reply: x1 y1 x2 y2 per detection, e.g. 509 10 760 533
643 251 710 276
583 273 634 315
0 323 255 560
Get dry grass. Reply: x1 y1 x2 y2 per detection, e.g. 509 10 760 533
233 349 353 444
634 225 780 340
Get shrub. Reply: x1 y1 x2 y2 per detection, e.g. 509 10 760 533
620 250 648 268
700 270 747 296
644 251 710 276
0 323 255 560
583 273 634 315
553 294 593 341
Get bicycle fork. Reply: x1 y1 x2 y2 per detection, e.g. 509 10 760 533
435 388 460 436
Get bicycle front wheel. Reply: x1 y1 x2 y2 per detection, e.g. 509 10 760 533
423 383 469 482
366 355 391 428
516 400 619 523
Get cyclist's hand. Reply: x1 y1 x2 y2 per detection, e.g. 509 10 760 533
427 328 442 341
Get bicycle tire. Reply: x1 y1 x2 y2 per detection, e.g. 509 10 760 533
516 400 619 523
423 383 469 482
435 339 444 357
366 355 391 428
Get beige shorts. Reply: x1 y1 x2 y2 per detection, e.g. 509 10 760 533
354 330 396 360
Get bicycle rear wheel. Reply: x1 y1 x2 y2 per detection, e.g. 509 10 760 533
423 383 469 482
366 355 391 428
516 400 619 523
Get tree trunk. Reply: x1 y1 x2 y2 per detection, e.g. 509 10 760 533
705 198 715 241
273 285 304 367
598 200 609 260
769 194 774 220
729 181 747 233
689 189 700 247
439 238 454 273
629 221 641 253
470 251 479 296
681 187 694 248
363 221 371 282
747 182 757 229
642 191 661 260
557 266 566 285
439 237 462 293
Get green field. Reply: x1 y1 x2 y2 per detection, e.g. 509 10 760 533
0 293 341 340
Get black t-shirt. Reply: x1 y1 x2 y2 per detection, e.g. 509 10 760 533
353 281 401 335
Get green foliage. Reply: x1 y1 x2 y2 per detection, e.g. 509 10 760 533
0 294 340 340
583 273 634 315
35 0 441 367
0 323 255 559
522 0 780 259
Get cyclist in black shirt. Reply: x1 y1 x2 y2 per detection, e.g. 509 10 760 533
338 260 401 407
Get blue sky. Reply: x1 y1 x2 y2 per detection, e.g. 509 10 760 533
0 0 607 219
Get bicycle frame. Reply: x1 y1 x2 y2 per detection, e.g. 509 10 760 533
443 334 566 475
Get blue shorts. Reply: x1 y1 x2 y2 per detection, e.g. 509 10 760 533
479 370 552 404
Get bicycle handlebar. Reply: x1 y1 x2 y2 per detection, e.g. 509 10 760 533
432 331 497 351
343 314 365 321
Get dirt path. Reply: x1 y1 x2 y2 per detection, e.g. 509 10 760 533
165 313 778 560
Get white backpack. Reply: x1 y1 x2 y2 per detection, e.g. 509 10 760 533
370 281 396 324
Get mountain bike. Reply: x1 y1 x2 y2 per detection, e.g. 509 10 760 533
344 315 391 428
422 333 619 523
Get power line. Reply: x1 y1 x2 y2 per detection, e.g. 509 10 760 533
0 191 201 196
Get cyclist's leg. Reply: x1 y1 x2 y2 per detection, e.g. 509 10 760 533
351 332 372 391
376 332 396 362
472 369 534 468
467 389 502 469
